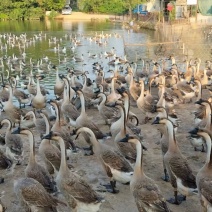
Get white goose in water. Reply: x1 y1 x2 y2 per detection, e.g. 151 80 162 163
43 131 103 211
188 128 212 212
75 127 133 193
119 135 171 212
152 117 198 205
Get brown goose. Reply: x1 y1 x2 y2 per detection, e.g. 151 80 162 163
188 128 212 211
38 111 61 175
12 127 57 193
43 131 103 211
120 135 171 212
49 99 76 151
75 127 133 193
14 177 66 212
10 77 32 108
73 90 106 140
3 86 24 126
54 67 64 98
152 117 198 205
0 118 24 165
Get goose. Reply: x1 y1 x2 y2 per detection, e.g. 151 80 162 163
3 86 24 126
12 127 57 193
119 135 171 212
137 78 157 123
96 92 119 125
152 117 198 205
188 128 212 212
31 78 46 110
71 89 106 140
38 111 63 175
24 110 48 139
14 177 66 212
75 127 133 193
188 99 212 152
49 99 76 151
129 72 140 101
43 131 103 211
0 149 12 184
0 119 23 167
54 67 64 99
10 77 32 108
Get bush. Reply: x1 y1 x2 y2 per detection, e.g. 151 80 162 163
48 10 58 20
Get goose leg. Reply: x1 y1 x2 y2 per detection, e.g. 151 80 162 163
162 169 169 182
100 180 119 194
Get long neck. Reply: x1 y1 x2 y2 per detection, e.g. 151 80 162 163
58 137 67 173
36 78 42 96
205 103 211 130
196 81 202 100
28 131 36 164
42 114 50 135
165 120 178 151
124 95 130 121
203 133 212 165
138 80 144 102
133 140 144 178
8 86 13 104
157 85 165 107
120 107 126 135
79 92 86 114
82 75 87 90
4 120 12 132
110 78 116 94
100 94 107 106
54 103 61 128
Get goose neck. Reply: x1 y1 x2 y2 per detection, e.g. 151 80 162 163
58 137 68 173
165 119 178 151
124 95 130 120
133 140 144 178
36 79 42 96
79 92 86 114
27 131 36 165
205 104 211 130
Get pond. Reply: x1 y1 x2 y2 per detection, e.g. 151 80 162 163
0 20 156 101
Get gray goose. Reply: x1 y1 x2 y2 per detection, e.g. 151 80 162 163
152 117 198 205
119 135 171 212
43 131 103 211
188 128 212 211
14 177 66 212
12 127 57 193
75 127 133 193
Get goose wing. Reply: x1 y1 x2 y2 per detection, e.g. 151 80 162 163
101 148 133 172
20 178 61 207
63 174 102 204
169 155 196 188
199 178 212 204
133 179 171 212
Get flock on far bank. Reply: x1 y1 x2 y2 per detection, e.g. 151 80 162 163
0 29 211 212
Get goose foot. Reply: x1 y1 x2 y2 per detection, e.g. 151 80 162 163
100 181 119 194
167 197 182 205
162 169 169 182
0 177 4 184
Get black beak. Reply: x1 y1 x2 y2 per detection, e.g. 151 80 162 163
188 128 199 135
119 134 130 143
195 99 203 105
116 87 125 95
42 131 52 140
151 117 160 125
11 127 21 134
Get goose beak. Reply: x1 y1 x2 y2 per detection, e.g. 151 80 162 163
151 117 160 125
188 128 199 135
195 99 203 105
11 127 21 134
119 134 130 143
42 131 52 140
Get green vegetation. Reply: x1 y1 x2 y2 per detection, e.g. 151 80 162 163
0 0 146 20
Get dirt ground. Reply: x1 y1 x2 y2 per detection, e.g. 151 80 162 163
0 85 210 212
